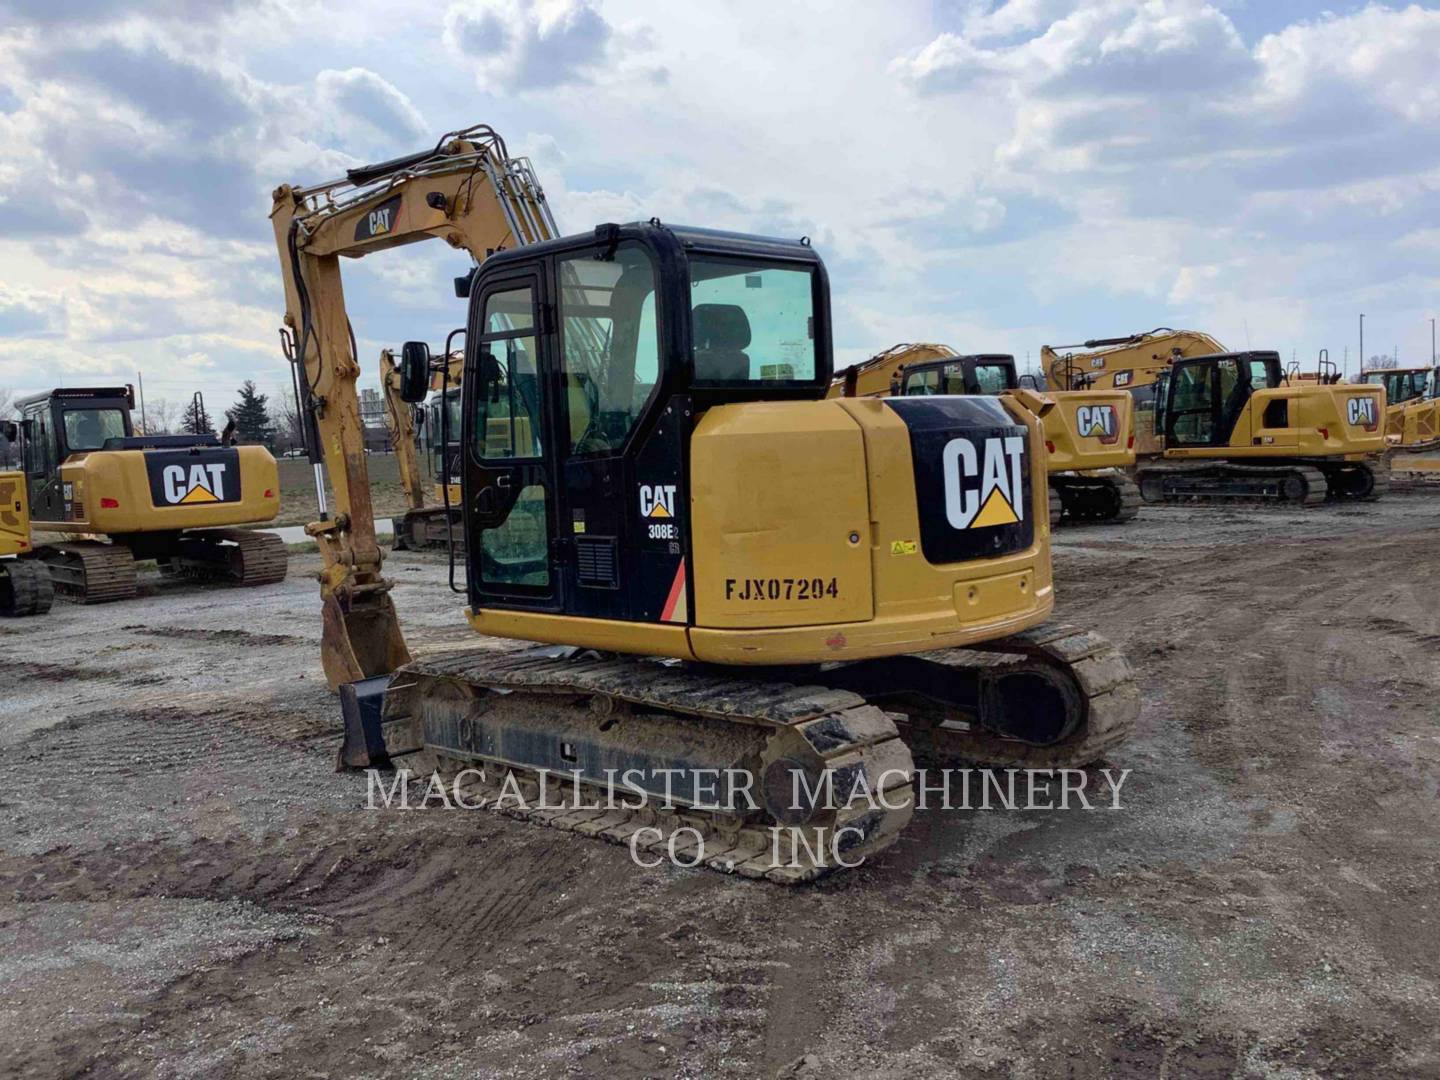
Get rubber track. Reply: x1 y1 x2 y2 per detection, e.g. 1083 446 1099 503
43 542 137 604
211 528 289 587
0 559 55 616
168 528 288 586
1136 461 1328 507
392 651 916 884
387 620 1139 882
1051 473 1141 525
915 621 1140 769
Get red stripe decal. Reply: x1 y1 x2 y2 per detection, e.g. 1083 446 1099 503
661 558 687 622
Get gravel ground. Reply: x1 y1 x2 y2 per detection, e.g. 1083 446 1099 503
1 493 1438 1078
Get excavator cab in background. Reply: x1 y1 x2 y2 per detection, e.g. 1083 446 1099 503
10 387 286 602
1141 350 1389 504
1359 365 1440 482
384 348 466 551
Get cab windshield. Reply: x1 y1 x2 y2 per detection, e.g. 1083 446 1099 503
689 258 818 384
63 408 127 451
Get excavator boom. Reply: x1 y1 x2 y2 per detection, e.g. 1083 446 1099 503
269 124 558 689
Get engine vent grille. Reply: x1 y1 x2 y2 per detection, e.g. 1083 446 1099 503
575 536 619 589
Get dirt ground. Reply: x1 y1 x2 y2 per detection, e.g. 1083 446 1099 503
273 452 413 527
2 492 1438 1078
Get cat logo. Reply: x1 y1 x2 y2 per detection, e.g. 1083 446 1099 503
639 483 678 519
1347 396 1379 430
163 463 228 505
354 194 403 242
943 436 1026 530
1075 404 1119 444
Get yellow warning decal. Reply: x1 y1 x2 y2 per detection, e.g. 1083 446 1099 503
178 484 220 504
971 487 1019 528
890 540 918 556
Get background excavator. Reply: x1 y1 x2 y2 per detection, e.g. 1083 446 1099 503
1046 333 1390 505
271 124 1139 883
383 347 466 551
0 467 54 616
5 387 285 602
1357 364 1440 486
831 344 1140 525
1137 350 1388 504
1042 329 1227 456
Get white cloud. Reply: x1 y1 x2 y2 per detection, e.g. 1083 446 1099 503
443 0 651 91
2 0 1439 406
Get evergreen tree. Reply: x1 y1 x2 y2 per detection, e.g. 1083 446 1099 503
226 380 274 445
182 395 215 435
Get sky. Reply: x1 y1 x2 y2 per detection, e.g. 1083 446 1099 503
2 0 1438 424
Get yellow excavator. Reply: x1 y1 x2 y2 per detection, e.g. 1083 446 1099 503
271 124 1138 883
6 387 286 601
384 348 466 550
0 467 54 616
1136 350 1389 503
1356 364 1440 485
831 344 1139 525
1046 333 1389 504
1043 329 1227 456
1356 366 1439 448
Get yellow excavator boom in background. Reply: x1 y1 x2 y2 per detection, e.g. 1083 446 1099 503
383 348 467 550
1042 329 1227 456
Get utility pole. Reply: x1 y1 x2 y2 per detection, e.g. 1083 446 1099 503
1359 313 1364 376
137 371 148 433
1432 317 1436 363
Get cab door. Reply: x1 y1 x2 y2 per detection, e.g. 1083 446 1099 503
464 271 561 610
23 405 62 523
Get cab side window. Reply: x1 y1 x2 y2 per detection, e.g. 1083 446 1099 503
474 286 542 460
557 244 660 455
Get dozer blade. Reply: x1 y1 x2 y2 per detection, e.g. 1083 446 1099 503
320 592 412 692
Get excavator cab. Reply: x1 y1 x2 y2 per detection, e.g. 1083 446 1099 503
899 355 1016 397
1357 367 1429 406
427 221 834 633
1156 351 1283 448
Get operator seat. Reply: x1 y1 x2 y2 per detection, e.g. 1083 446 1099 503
694 304 752 382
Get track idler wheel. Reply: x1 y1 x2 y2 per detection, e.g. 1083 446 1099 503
978 660 1086 745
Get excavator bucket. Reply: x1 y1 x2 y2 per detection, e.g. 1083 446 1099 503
320 592 411 692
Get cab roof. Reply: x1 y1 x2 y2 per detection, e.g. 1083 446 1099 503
14 387 133 411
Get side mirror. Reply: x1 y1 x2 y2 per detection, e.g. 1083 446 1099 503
0 421 16 443
399 341 431 403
